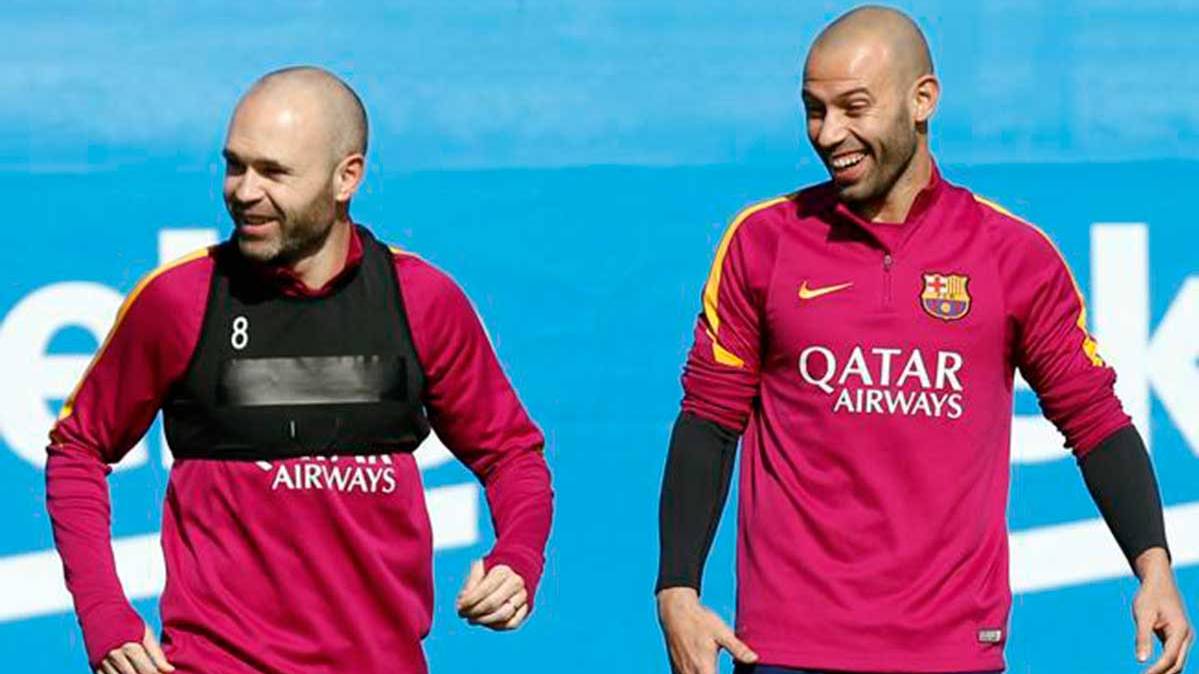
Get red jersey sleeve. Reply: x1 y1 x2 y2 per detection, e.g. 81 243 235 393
680 199 786 432
395 252 553 608
45 250 211 668
988 203 1132 456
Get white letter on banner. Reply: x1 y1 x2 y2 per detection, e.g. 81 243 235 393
1148 277 1199 456
0 282 147 470
1092 224 1150 451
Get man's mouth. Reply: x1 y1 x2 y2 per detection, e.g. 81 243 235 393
829 150 868 170
236 215 279 237
239 214 277 225
827 149 870 183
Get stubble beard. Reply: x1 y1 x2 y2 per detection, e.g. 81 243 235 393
837 111 920 211
235 188 337 266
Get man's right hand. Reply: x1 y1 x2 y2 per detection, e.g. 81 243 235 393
657 587 758 674
96 624 175 674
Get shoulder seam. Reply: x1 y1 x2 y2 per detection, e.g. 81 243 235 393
388 243 427 263
115 247 212 328
974 194 1104 367
387 245 458 292
702 196 789 368
130 246 211 296
58 246 212 421
973 194 1032 224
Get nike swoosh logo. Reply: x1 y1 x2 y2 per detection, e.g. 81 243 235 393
798 280 854 300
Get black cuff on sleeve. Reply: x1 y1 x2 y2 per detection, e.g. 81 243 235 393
655 412 739 594
1079 425 1170 569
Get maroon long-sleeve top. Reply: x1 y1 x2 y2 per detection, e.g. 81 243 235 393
46 226 553 673
680 164 1130 672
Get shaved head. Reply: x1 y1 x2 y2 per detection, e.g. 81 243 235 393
808 5 933 89
801 5 940 221
240 66 369 164
223 66 370 266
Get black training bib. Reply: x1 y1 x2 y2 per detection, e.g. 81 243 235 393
163 225 430 460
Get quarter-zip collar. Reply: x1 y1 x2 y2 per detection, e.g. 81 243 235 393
827 158 947 254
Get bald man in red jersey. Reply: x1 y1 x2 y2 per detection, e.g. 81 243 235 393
655 7 1191 674
47 67 552 674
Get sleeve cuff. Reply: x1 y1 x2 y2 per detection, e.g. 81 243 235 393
80 601 143 668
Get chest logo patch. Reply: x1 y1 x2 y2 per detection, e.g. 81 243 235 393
920 272 971 321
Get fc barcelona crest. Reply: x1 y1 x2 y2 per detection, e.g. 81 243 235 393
920 272 971 321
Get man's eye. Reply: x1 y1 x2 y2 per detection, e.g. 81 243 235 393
225 161 245 175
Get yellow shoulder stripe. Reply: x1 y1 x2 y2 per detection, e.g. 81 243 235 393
702 197 788 368
388 244 426 262
973 195 1104 367
58 247 212 421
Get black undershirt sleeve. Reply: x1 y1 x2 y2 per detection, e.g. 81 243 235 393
1078 424 1171 569
656 411 740 594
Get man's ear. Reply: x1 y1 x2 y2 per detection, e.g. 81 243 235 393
334 154 366 203
912 74 940 125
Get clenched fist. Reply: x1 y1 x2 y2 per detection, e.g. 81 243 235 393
456 560 530 631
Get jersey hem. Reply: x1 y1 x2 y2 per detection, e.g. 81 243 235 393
747 641 1006 673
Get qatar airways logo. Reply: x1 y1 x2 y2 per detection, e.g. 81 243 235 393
798 345 965 419
256 454 398 494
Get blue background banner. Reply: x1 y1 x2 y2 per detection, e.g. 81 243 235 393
1 2 1196 672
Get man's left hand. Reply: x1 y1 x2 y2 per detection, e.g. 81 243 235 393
456 560 529 631
1133 548 1193 674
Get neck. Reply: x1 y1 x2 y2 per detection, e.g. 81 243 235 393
287 218 353 290
853 144 932 224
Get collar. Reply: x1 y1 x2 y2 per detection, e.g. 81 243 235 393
242 223 365 298
825 158 946 253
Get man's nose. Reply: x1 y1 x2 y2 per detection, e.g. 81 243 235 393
231 170 265 204
814 111 849 152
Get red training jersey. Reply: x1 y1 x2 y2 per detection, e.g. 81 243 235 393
46 226 553 673
681 162 1130 672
